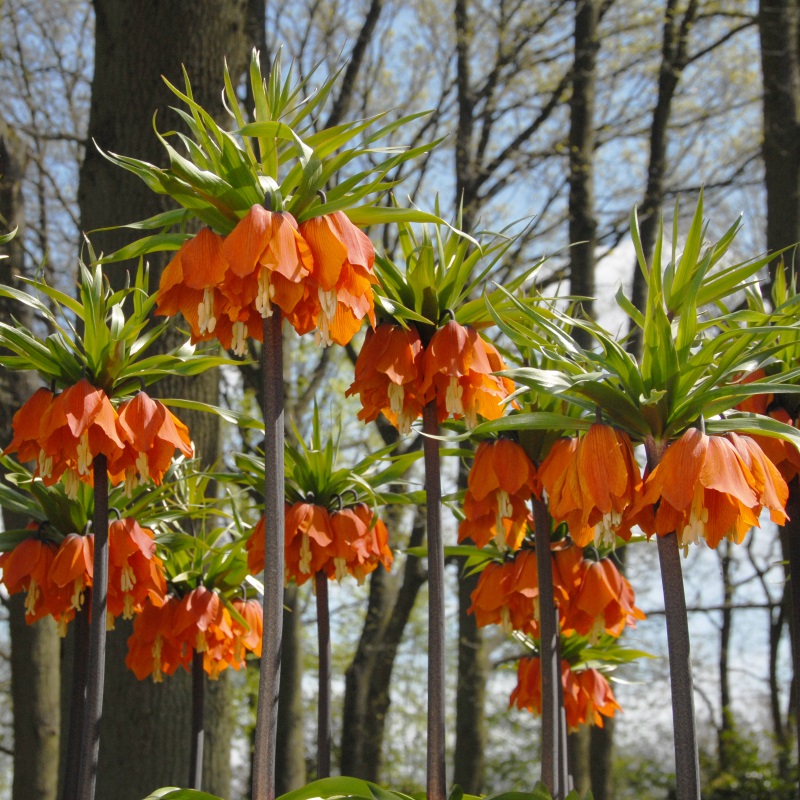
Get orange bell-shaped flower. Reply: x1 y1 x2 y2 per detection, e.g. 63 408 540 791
421 320 515 428
459 439 537 551
107 518 166 624
126 596 188 682
298 212 377 347
48 532 94 632
172 586 235 679
155 228 231 343
284 502 335 585
114 391 193 493
0 535 62 622
328 504 393 584
3 387 55 467
346 323 425 435
38 379 127 495
632 427 783 551
230 597 264 667
538 424 641 548
223 206 314 326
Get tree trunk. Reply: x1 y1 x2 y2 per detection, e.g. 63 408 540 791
340 505 427 781
568 0 600 347
453 450 487 794
566 728 590 798
275 584 307 794
76 3 248 796
628 0 699 356
759 0 800 285
8 596 61 800
1 115 62 800
759 0 800 766
453 566 487 793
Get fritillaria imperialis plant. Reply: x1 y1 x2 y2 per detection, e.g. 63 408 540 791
103 51 440 800
0 257 229 800
476 193 800 800
237 405 420 777
347 219 538 800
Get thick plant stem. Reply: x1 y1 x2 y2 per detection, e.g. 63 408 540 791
423 402 446 800
61 605 89 800
657 532 700 800
76 454 109 800
783 483 800 770
316 571 332 778
252 312 285 800
189 651 205 789
532 496 561 799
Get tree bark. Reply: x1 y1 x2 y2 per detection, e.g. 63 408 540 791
453 449 487 794
568 0 600 347
1 115 62 800
77 3 248 797
628 0 698 356
275 584 306 794
453 566 487 794
759 0 800 285
759 0 800 767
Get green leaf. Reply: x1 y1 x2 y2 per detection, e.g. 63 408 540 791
140 789 224 800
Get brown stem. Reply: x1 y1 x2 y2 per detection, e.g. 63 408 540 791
76 454 109 800
189 650 205 789
532 495 562 799
252 312 285 800
648 443 700 800
423 402 446 800
315 570 331 778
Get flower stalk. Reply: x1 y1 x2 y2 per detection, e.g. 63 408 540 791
61 605 89 800
423 401 446 800
189 651 205 789
647 442 700 800
315 570 332 778
531 495 563 800
252 312 285 800
76 454 109 800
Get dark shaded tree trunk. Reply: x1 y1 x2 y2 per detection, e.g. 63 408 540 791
568 0 600 347
275 584 307 794
453 450 487 794
453 566 487 793
76 3 249 797
759 0 800 768
340 506 427 781
567 728 590 798
628 0 699 356
759 0 800 285
8 596 61 800
1 116 62 800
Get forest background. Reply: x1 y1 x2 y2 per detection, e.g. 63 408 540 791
0 0 798 799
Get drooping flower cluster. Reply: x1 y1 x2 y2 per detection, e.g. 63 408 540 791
631 428 789 552
155 208 377 354
538 424 641 549
458 439 537 551
510 657 622 731
3 381 192 498
126 588 263 682
246 501 393 586
347 319 515 434
0 518 166 635
468 542 642 641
